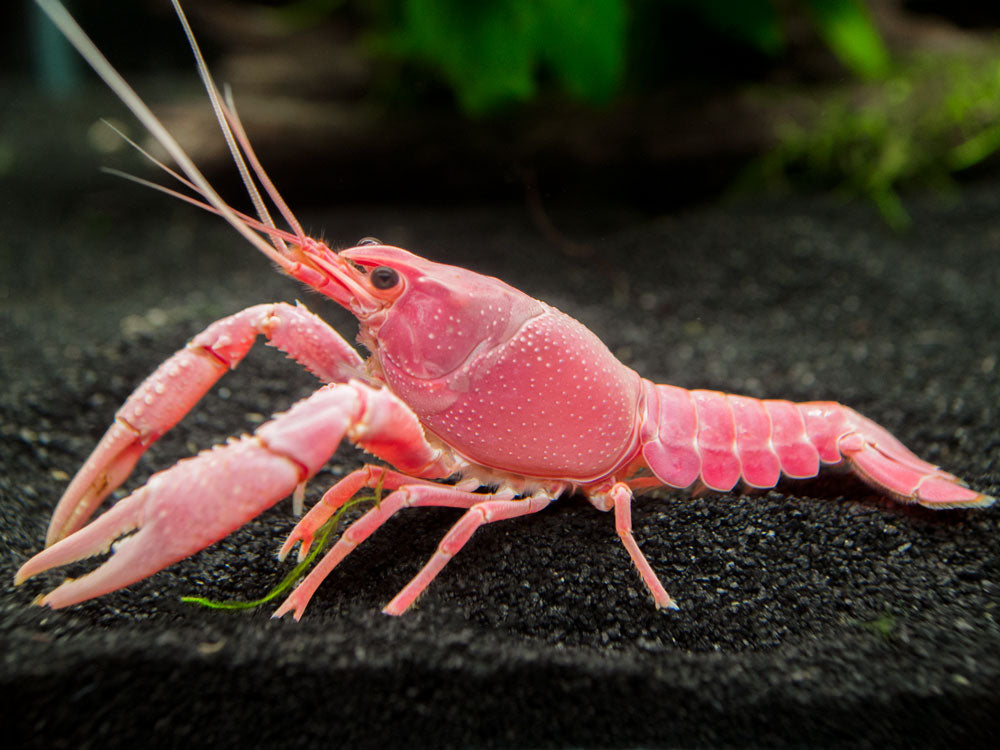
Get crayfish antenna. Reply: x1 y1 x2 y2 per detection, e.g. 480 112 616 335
169 0 300 254
102 167 304 248
33 0 298 274
221 85 306 242
97 119 303 247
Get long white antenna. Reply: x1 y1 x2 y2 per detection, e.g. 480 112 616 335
168 0 288 254
33 0 294 271
221 85 306 240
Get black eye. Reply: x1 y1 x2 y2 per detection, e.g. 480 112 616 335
370 265 399 290
357 237 382 246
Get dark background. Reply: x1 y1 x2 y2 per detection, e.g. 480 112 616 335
1 1 999 748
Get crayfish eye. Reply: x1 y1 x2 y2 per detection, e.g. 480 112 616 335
357 237 382 246
370 265 399 290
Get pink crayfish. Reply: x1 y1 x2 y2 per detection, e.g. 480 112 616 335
17 0 995 618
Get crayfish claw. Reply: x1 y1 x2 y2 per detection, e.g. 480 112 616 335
277 502 329 563
18 436 305 609
45 421 146 546
16 481 145 594
276 525 311 564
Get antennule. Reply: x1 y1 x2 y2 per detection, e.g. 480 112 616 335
32 0 295 272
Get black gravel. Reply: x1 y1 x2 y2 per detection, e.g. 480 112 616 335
2 140 999 746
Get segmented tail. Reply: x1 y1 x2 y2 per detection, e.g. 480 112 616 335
639 382 994 509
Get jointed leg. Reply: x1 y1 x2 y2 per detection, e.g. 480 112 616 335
383 492 553 615
278 465 442 562
274 483 507 619
608 483 677 610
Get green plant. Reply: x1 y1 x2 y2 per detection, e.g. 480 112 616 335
759 51 1000 228
375 0 627 114
362 0 888 114
182 493 375 611
849 609 898 642
805 0 889 79
667 0 887 78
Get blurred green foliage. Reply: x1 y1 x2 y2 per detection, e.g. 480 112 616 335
277 0 889 114
278 0 1000 223
757 53 1000 228
259 1 1000 220
805 0 889 79
668 0 887 78
378 0 627 114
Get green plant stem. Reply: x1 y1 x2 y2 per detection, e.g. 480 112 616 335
181 494 375 611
